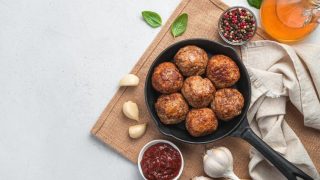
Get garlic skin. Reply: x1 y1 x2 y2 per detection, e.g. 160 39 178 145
123 101 139 121
119 74 139 86
203 147 239 180
128 123 147 139
192 176 212 180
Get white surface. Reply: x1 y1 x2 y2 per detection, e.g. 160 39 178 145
0 0 319 180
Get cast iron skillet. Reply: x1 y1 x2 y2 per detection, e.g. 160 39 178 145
145 39 312 180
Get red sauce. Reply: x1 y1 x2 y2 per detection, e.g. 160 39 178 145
141 143 182 180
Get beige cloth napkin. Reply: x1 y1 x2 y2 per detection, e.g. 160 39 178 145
241 40 320 180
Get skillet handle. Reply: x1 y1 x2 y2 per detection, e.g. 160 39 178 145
231 119 313 180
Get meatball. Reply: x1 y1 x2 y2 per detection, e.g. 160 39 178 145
211 88 244 121
152 62 184 94
181 76 216 108
186 108 218 137
174 45 208 76
206 55 240 88
155 93 189 125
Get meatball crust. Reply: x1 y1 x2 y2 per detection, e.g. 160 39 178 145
155 93 189 125
174 45 208 76
181 76 216 108
211 88 244 121
152 62 183 94
186 108 218 137
206 55 240 88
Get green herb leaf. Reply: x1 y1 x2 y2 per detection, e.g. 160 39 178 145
171 13 188 38
142 11 162 28
247 0 262 9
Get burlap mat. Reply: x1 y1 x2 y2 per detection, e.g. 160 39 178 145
91 0 320 179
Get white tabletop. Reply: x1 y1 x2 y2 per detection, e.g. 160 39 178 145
0 0 319 179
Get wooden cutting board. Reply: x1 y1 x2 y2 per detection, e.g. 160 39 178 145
91 0 320 179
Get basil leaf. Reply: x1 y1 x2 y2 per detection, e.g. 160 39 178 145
142 11 162 28
247 0 262 9
171 13 188 37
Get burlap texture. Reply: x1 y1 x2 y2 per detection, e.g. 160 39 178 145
91 0 320 179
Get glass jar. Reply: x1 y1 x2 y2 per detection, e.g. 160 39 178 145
260 0 320 42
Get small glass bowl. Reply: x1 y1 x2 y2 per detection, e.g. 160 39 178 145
137 139 184 180
218 6 257 46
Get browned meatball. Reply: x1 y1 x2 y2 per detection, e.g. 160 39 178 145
186 108 218 137
174 45 208 76
211 88 244 121
155 93 189 125
152 62 184 94
181 76 216 108
206 55 240 88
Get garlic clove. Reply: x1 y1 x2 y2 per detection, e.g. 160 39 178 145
128 123 147 139
192 176 212 180
217 147 233 168
224 172 240 180
122 101 139 121
119 74 139 86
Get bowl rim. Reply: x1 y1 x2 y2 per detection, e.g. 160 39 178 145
218 6 257 46
137 139 185 180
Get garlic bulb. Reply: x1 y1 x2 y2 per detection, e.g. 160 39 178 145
128 123 147 139
203 147 239 180
122 101 139 121
119 74 139 86
192 176 212 180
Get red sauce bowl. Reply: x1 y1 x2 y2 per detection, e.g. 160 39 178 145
138 140 184 180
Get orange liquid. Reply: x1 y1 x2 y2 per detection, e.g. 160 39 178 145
260 0 318 42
